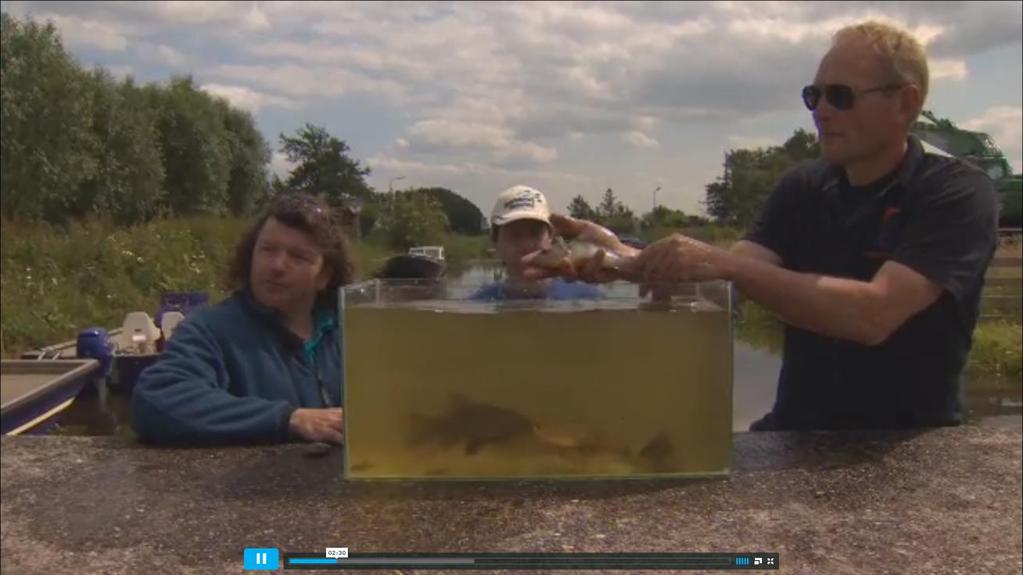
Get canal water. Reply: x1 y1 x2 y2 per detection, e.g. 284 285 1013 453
53 263 1021 437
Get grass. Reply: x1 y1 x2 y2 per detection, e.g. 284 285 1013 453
729 236 1022 376
2 218 1018 381
0 217 474 358
736 299 1021 381
734 299 785 354
969 321 1023 380
1 217 242 357
442 234 494 273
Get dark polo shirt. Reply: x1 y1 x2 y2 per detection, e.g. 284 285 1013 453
746 135 999 430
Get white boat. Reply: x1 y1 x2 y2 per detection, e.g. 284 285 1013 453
407 245 445 262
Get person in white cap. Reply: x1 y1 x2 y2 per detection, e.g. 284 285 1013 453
471 185 604 300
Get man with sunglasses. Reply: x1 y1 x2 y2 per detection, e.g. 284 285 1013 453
539 21 999 431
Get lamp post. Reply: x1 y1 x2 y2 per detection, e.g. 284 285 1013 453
652 185 661 212
388 175 405 215
388 175 406 194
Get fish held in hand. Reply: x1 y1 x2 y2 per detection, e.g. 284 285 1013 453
528 237 638 279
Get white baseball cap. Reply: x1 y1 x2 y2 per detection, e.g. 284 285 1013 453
490 185 551 228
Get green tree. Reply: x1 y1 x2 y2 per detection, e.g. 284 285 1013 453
704 129 819 229
920 110 956 129
76 71 165 224
220 102 270 216
1 13 98 222
383 190 449 250
781 128 820 160
596 188 637 234
598 188 619 220
567 195 596 220
641 205 695 230
1 12 273 222
414 187 484 235
279 124 372 205
149 76 232 215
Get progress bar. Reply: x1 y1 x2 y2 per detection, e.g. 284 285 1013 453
283 552 779 570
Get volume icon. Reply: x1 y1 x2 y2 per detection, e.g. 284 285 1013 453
735 556 751 566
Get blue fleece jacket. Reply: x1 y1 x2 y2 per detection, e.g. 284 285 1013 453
131 290 342 445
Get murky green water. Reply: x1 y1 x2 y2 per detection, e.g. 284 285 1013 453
342 295 733 479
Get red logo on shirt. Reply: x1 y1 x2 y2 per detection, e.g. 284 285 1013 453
864 207 903 259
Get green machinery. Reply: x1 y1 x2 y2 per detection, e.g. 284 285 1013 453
912 111 1022 228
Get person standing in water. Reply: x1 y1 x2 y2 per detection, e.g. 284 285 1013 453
471 185 606 301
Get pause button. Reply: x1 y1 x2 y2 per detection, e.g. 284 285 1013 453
244 548 279 570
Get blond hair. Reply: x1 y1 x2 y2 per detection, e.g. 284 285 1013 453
833 21 929 119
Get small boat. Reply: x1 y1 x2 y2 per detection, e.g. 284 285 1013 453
377 253 446 280
407 245 445 262
1 359 100 435
20 320 160 395
18 292 210 396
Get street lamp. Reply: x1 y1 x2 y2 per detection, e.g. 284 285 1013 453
388 175 406 194
652 185 662 211
388 175 405 215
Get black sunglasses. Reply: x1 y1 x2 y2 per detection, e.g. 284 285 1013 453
802 83 903 111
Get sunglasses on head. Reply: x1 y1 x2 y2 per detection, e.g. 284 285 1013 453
802 83 903 111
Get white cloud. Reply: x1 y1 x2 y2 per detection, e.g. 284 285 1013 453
269 151 296 178
367 154 592 212
8 0 1022 213
405 118 558 165
201 83 297 112
32 12 130 51
930 58 968 81
624 131 660 149
963 106 1023 173
726 135 781 150
213 64 409 103
138 44 188 69
148 1 270 31
106 65 135 79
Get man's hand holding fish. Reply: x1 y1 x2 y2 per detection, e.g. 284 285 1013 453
519 214 641 283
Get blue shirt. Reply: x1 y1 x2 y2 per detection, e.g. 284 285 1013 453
131 290 342 445
470 278 604 301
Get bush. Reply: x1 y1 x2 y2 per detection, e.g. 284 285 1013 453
0 217 399 357
969 320 1023 380
443 235 493 272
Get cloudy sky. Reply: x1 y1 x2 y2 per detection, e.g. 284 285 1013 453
4 1 1021 216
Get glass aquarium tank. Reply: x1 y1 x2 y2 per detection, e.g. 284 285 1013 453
339 278 733 480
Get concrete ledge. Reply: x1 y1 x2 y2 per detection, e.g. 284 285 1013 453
2 420 1021 574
